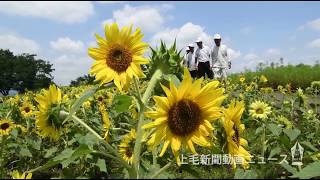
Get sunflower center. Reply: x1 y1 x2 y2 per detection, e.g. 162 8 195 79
106 44 132 73
97 96 104 102
232 125 240 147
256 108 264 114
24 107 31 113
0 123 10 130
168 99 201 136
126 140 135 158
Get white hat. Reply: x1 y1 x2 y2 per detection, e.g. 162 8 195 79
188 43 194 47
195 38 203 43
213 33 221 39
185 47 190 51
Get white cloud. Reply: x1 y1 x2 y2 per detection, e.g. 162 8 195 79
151 22 212 50
243 53 260 61
265 48 281 56
151 22 241 61
306 18 320 31
102 4 172 33
241 26 253 35
0 33 39 54
308 38 320 48
0 1 94 24
299 18 320 31
228 48 241 60
50 37 84 54
51 55 92 86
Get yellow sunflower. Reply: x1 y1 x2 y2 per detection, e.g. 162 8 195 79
20 101 34 118
0 119 15 136
249 100 271 120
259 75 268 83
34 84 64 141
239 76 245 83
88 22 149 91
143 68 226 165
119 129 136 165
11 170 32 179
223 100 251 169
277 115 293 129
99 104 111 141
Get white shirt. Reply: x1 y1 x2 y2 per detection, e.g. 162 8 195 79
186 51 197 71
195 45 212 66
211 44 230 68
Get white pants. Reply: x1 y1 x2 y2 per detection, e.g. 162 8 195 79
212 67 227 80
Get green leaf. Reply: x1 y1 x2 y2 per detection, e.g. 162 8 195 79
267 123 282 136
53 148 75 161
268 147 281 159
44 147 58 158
290 161 320 179
113 94 132 113
234 168 258 179
65 85 100 124
163 74 180 87
283 129 301 141
255 126 264 135
280 163 297 175
73 144 92 158
301 141 318 152
96 159 107 173
20 148 32 157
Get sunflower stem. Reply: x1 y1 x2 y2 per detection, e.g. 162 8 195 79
132 69 163 178
59 110 134 175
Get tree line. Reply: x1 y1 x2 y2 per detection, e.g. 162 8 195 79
0 49 54 96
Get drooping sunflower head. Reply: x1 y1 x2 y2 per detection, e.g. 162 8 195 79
249 100 271 120
277 115 293 129
223 100 251 169
0 119 15 136
98 104 111 141
34 84 64 141
143 68 226 165
119 129 136 165
88 22 149 91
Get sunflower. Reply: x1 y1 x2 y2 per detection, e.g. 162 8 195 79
277 115 293 129
20 101 34 118
143 68 226 165
249 100 271 120
119 129 136 165
223 100 251 169
99 104 111 141
34 84 64 141
259 75 268 83
239 76 245 83
88 22 149 91
0 119 15 136
11 170 32 179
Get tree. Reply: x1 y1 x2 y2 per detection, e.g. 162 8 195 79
70 74 95 87
0 49 54 96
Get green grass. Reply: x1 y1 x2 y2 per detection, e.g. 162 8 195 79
230 64 320 89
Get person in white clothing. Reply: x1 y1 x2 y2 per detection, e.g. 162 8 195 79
185 44 197 78
211 34 231 84
195 38 213 79
183 46 190 67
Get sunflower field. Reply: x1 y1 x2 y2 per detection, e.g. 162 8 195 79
1 23 320 179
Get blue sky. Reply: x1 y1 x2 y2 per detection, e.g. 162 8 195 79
0 1 320 85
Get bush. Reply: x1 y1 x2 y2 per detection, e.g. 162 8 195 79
230 64 320 90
